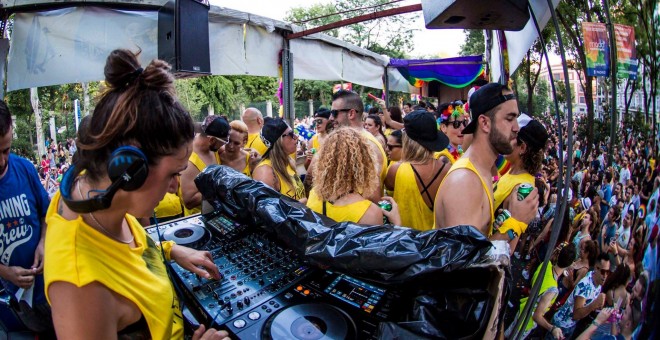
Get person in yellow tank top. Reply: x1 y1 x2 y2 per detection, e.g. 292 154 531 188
434 102 468 165
307 127 401 225
180 115 230 216
242 107 269 156
253 118 307 202
492 114 549 253
220 120 259 177
44 49 225 340
327 90 386 202
305 108 332 171
385 111 450 231
434 83 539 237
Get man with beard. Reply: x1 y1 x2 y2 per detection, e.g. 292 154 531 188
327 90 387 202
179 115 230 215
0 101 54 335
434 83 538 236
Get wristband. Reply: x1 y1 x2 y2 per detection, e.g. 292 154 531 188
591 320 600 327
159 240 176 261
498 217 528 240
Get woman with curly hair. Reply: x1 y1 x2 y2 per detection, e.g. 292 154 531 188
491 114 549 252
44 49 226 339
307 127 400 225
253 117 306 202
219 120 259 176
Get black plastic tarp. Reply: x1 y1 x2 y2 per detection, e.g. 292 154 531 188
195 165 498 338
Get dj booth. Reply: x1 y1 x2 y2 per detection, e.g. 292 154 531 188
148 166 508 339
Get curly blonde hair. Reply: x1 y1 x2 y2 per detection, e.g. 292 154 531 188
313 127 378 201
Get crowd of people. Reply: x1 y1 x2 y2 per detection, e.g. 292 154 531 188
0 49 657 340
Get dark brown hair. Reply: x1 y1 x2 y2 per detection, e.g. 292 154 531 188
75 49 194 182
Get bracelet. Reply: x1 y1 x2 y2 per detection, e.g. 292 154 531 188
159 240 176 261
499 217 528 240
591 320 600 327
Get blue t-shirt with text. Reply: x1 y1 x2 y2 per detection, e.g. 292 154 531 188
0 153 50 304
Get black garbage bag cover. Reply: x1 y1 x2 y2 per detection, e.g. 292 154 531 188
195 165 496 338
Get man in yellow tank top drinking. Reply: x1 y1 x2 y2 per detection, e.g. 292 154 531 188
434 83 538 237
491 113 548 252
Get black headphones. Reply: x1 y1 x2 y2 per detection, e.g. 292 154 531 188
61 146 149 213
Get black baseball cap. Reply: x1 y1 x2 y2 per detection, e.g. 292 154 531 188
261 117 290 157
517 113 549 151
403 110 449 152
202 115 230 139
314 108 331 119
462 83 516 134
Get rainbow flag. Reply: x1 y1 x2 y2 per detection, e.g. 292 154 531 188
496 154 511 176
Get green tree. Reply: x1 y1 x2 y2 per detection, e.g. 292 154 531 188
459 29 485 56
285 4 341 38
194 75 236 118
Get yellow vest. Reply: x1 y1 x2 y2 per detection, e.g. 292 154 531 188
182 151 220 216
247 133 269 156
219 153 251 177
437 157 495 235
255 159 306 200
394 163 435 231
306 189 371 224
154 192 183 219
493 172 535 211
361 131 388 182
44 192 183 339
311 134 321 151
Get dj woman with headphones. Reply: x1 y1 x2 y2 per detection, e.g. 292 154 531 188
43 50 228 340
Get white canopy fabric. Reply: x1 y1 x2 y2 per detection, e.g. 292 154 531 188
6 3 398 92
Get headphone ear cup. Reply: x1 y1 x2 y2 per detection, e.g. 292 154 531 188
107 146 149 192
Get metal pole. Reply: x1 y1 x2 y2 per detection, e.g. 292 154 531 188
281 39 295 125
604 0 617 166
383 67 390 106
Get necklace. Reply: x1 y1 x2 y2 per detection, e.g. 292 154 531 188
77 177 134 244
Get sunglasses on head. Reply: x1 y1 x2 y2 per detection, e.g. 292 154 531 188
330 108 351 117
445 119 469 129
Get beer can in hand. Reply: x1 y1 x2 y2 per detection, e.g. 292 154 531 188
517 184 534 201
494 209 511 230
378 200 392 224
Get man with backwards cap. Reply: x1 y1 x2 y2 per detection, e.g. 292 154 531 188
491 113 549 252
434 83 538 237
179 115 230 216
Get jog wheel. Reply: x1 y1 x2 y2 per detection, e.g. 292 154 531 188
162 223 210 249
262 303 356 340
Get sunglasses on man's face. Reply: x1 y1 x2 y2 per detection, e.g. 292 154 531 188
445 119 469 129
210 136 229 146
330 109 351 117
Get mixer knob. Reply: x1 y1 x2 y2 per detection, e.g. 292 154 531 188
237 301 244 309
258 279 265 286
244 297 251 306
243 268 249 274
250 273 257 279
226 304 233 314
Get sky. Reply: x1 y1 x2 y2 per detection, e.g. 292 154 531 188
209 0 466 58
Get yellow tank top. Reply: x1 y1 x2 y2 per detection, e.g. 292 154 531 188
306 189 372 223
438 157 495 235
255 158 306 200
384 128 393 137
493 172 535 211
311 134 321 151
183 151 220 216
394 163 440 231
154 192 183 219
361 131 388 182
44 192 183 339
219 153 251 177
247 133 269 156
434 148 458 164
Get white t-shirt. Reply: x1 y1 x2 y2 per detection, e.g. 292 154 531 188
616 225 631 250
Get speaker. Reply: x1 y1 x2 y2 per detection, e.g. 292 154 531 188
158 0 211 77
421 0 529 31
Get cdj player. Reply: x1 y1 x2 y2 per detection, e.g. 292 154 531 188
146 211 409 339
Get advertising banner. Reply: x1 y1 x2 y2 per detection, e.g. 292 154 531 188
614 24 637 79
582 22 610 76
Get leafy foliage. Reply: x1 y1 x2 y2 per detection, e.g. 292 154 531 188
459 30 485 57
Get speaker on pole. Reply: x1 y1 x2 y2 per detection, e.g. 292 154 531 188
158 0 211 77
